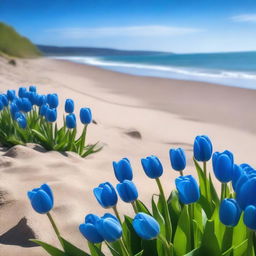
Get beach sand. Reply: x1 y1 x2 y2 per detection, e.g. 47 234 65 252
0 57 256 255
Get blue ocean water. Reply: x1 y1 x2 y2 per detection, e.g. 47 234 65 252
54 51 256 89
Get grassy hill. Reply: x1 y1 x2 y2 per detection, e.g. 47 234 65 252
0 22 41 58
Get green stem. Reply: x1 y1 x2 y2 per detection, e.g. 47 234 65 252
203 161 208 200
155 178 172 243
46 212 64 249
79 125 88 155
112 205 122 223
158 234 173 256
131 200 138 213
246 228 254 256
119 238 131 256
221 183 227 200
179 170 184 176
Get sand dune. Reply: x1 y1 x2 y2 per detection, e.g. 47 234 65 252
0 57 256 255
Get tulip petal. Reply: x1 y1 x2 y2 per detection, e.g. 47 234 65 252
79 223 104 243
31 190 53 214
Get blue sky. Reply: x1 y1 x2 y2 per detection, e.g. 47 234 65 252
1 0 256 53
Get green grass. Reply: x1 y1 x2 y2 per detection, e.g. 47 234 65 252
0 22 41 58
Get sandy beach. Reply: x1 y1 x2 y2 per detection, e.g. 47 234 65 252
0 57 256 256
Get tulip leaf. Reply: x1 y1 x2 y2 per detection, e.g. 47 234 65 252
61 237 91 256
232 213 247 248
88 242 105 256
141 239 158 256
173 205 191 256
199 220 221 256
197 195 212 219
221 226 233 253
208 173 220 206
193 159 206 197
233 239 248 256
135 200 151 215
134 251 144 256
192 220 202 249
30 239 66 256
105 243 121 256
183 248 200 256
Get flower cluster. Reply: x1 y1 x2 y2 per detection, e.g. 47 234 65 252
27 134 256 256
0 86 101 157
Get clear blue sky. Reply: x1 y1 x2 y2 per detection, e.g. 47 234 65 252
1 0 256 53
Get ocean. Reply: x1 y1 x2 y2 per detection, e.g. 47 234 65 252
53 51 256 89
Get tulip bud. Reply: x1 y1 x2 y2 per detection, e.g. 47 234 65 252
141 155 163 179
93 182 118 208
10 102 19 119
212 150 234 183
27 184 54 214
116 180 138 203
7 90 16 101
29 85 37 92
193 135 213 162
219 199 241 226
45 108 57 122
113 158 133 182
132 213 160 240
18 87 27 98
36 95 47 107
79 214 104 243
21 98 32 112
0 94 8 106
80 108 92 124
175 175 200 204
95 213 122 242
244 205 256 230
65 99 74 113
66 113 76 129
169 148 186 171
28 92 38 105
47 93 59 109
39 104 48 116
17 114 27 129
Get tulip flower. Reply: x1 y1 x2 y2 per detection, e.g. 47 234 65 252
169 148 186 174
36 95 47 107
27 184 54 214
80 108 92 124
79 214 104 243
7 90 16 101
132 213 160 240
95 213 122 242
0 94 8 106
113 158 133 182
244 205 256 230
116 180 138 203
29 85 37 92
212 150 234 183
28 92 38 105
193 135 212 162
141 155 163 179
175 175 200 204
66 113 76 129
10 102 19 119
93 182 118 209
39 104 48 116
219 199 241 226
17 114 27 129
21 98 32 113
46 108 57 122
47 93 59 109
18 87 27 98
65 99 74 113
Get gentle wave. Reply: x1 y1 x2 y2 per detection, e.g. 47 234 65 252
55 56 256 80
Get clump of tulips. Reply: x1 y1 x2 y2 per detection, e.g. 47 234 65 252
28 135 256 255
0 86 101 157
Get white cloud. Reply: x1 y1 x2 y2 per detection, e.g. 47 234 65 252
47 25 204 39
231 14 256 23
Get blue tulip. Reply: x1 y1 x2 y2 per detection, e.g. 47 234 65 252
18 87 27 98
79 214 104 243
47 93 59 108
219 199 241 226
212 150 234 183
113 158 133 182
16 114 27 129
169 148 186 171
45 108 57 122
39 104 48 116
36 95 47 106
232 165 243 191
175 175 200 204
29 85 37 92
65 99 74 113
0 94 8 106
93 182 118 208
244 205 256 230
15 97 23 110
116 180 138 203
132 213 160 240
80 108 92 124
66 113 76 129
21 98 32 112
237 177 256 210
0 99 3 111
193 135 213 162
27 184 54 214
28 92 38 105
10 102 19 118
7 90 16 101
141 155 163 179
95 213 122 242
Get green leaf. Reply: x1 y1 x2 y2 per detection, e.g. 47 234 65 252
197 195 212 219
30 239 66 256
221 226 233 253
134 251 144 256
193 159 206 196
199 220 221 256
135 200 151 215
232 213 247 248
141 239 158 256
208 173 220 206
173 205 191 256
61 237 90 256
88 242 105 256
192 220 202 249
184 248 200 256
233 239 248 256
105 243 121 256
